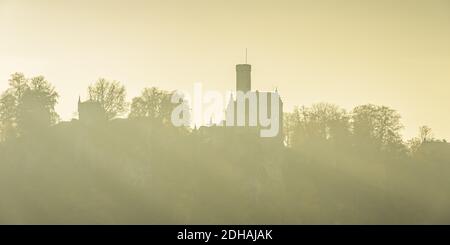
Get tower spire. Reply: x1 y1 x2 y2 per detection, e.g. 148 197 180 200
245 48 247 64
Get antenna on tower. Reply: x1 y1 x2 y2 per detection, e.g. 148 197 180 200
245 48 248 64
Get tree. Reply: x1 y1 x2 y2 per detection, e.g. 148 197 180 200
17 77 59 135
407 126 435 155
0 91 17 141
418 125 433 143
285 103 350 150
129 87 183 124
0 73 59 139
7 73 28 99
352 104 404 152
88 78 128 119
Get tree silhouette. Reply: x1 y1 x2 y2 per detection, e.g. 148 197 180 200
419 125 433 143
285 103 350 150
352 104 404 153
88 78 128 120
0 92 17 141
407 125 435 154
129 87 184 124
0 73 59 139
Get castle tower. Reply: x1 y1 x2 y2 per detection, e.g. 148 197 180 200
78 98 106 124
236 64 251 93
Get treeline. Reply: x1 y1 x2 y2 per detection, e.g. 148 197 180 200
284 103 447 156
0 73 181 140
0 73 449 224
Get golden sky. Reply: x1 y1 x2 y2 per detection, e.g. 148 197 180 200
1 0 449 139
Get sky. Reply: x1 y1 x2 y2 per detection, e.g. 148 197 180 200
1 0 449 139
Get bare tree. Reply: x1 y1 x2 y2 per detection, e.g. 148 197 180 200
88 78 128 119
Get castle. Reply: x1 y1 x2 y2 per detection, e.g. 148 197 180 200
77 97 106 124
197 63 284 143
75 62 284 140
225 63 283 139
